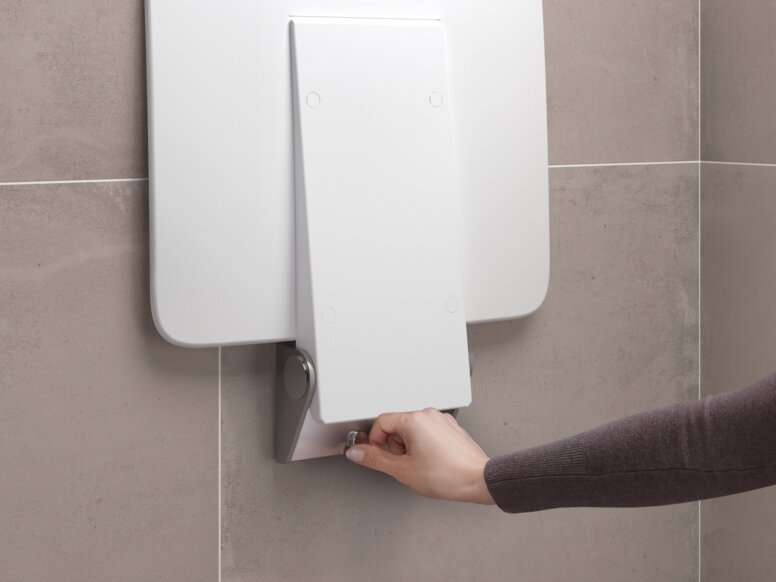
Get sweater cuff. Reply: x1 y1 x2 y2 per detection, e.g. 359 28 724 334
485 434 593 513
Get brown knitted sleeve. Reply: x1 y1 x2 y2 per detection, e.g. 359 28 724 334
484 372 776 513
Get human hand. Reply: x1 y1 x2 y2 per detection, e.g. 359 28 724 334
345 408 495 505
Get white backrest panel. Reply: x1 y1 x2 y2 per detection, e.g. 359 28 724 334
291 17 471 423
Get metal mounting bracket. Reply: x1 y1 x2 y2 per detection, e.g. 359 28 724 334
276 344 473 463
275 343 316 464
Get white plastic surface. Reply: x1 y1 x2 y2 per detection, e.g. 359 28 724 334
293 411 370 462
291 17 472 424
145 0 550 347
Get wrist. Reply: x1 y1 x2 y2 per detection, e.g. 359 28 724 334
468 457 496 505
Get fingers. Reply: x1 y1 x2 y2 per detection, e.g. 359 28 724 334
368 412 408 446
354 429 404 453
387 435 406 455
346 443 403 478
369 408 449 447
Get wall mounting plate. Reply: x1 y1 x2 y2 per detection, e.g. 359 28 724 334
146 0 549 347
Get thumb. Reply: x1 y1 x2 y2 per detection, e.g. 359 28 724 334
346 444 402 477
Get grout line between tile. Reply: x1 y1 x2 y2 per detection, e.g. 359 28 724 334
700 160 776 168
699 502 702 582
698 147 703 582
1 163 771 190
549 161 697 169
0 177 148 187
698 0 702 163
218 346 222 582
698 0 702 577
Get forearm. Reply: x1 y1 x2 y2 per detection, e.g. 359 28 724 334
485 372 776 513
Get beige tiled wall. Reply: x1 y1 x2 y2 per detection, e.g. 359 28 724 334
700 166 776 582
1 1 705 581
0 183 218 581
701 2 776 164
701 3 776 581
0 1 148 181
701 3 776 576
544 0 699 165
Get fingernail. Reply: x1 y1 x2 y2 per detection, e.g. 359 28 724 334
346 447 364 463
